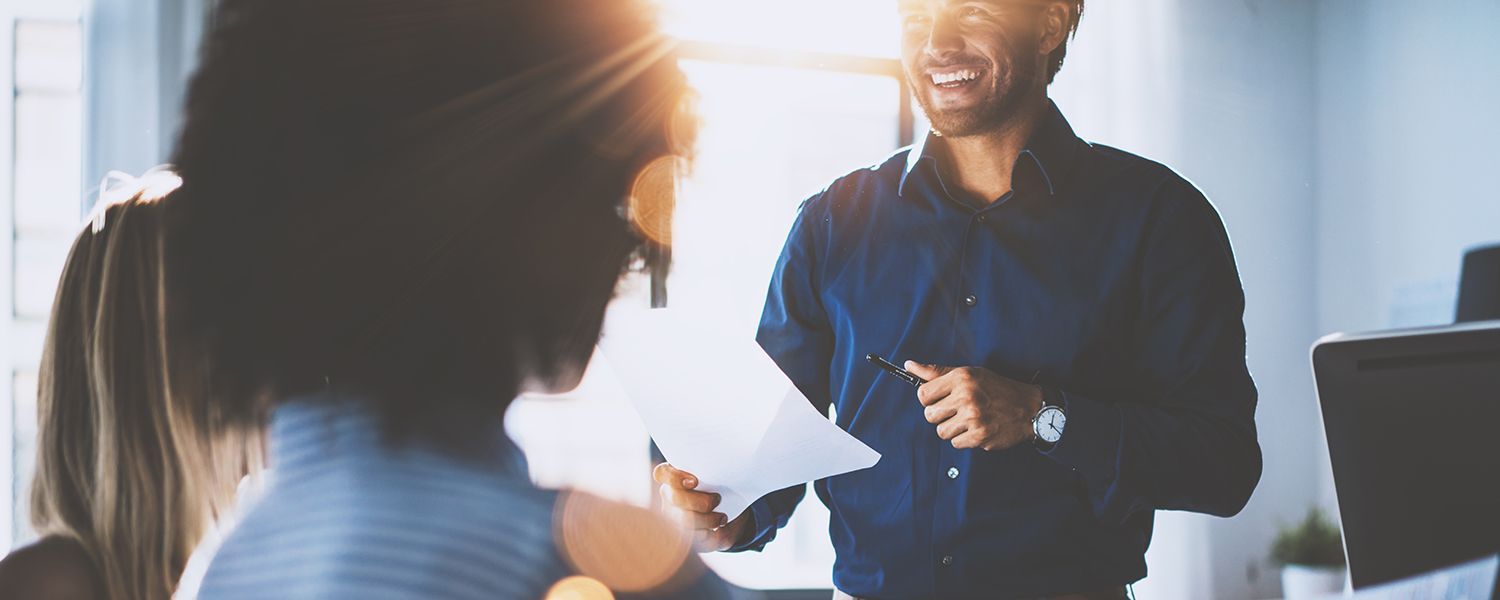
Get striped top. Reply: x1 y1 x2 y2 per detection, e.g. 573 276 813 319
199 397 728 600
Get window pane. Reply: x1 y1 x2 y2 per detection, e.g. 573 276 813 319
14 21 83 92
669 60 902 590
14 94 84 235
659 0 900 58
671 60 900 331
13 236 71 320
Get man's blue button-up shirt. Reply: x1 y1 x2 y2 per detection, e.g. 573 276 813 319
740 102 1262 599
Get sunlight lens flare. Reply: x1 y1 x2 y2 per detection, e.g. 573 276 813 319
553 492 693 594
653 0 899 58
627 155 682 247
545 576 615 600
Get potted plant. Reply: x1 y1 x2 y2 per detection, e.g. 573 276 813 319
1271 507 1347 599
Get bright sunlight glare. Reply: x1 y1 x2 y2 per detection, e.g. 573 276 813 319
656 0 900 58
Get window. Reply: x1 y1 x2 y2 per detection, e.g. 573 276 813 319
2 0 86 551
506 0 916 590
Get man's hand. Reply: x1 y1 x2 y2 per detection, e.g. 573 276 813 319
905 361 1044 451
652 463 754 551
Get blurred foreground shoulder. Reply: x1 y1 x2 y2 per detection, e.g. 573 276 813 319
0 536 106 600
551 490 731 600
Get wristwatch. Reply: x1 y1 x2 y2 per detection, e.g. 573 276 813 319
1032 386 1066 451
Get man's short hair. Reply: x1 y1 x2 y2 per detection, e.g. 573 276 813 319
1047 0 1085 83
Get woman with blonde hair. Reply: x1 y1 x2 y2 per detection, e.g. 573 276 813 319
0 179 261 600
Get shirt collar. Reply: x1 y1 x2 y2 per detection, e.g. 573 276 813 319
898 99 1083 199
269 394 530 481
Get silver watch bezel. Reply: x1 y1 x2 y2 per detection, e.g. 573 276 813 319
1033 405 1065 445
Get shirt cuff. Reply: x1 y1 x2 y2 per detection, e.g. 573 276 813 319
724 497 777 553
1039 388 1123 495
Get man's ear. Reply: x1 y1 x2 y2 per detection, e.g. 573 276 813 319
1038 1 1074 58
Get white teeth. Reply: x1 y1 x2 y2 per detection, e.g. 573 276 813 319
930 69 981 86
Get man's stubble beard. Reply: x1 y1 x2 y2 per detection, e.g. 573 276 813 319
910 39 1044 138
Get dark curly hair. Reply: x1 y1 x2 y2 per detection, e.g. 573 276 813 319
166 0 695 455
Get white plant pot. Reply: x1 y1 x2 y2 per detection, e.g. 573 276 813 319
1281 564 1346 599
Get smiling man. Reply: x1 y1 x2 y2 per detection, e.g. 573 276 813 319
655 1 1263 598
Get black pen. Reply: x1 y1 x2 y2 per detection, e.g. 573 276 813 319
866 354 927 387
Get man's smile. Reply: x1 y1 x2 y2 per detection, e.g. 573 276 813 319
920 63 993 110
928 66 986 88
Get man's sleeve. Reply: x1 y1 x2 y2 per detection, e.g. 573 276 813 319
1041 177 1263 525
727 195 835 552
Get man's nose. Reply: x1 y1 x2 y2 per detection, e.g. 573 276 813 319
923 15 966 62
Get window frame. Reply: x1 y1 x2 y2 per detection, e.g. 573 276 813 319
2 0 86 553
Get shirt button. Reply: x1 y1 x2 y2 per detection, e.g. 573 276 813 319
963 294 977 307
977 214 988 223
941 555 955 566
947 467 959 479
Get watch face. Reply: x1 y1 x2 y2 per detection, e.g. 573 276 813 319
1036 406 1066 444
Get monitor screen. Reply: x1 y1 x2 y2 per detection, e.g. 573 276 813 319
1313 322 1500 589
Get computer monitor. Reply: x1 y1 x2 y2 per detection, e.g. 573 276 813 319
1458 244 1500 322
1312 320 1500 590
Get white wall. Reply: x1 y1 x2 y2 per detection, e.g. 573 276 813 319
1054 1 1321 598
1313 0 1500 508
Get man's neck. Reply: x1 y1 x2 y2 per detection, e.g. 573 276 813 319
938 96 1048 204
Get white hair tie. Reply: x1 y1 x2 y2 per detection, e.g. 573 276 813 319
90 165 183 233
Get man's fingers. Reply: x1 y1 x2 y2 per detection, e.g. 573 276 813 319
694 523 739 550
661 485 722 513
904 360 953 381
652 463 699 489
909 361 963 406
915 380 951 406
652 462 698 488
951 429 986 449
692 529 713 549
694 527 733 552
667 501 726 532
923 399 959 424
667 487 721 513
935 418 969 441
688 510 729 531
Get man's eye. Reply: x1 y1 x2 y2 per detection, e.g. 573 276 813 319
957 5 1003 21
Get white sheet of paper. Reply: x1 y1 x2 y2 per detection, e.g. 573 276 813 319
599 309 880 520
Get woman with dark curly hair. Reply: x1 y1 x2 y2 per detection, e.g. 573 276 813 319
160 0 720 597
